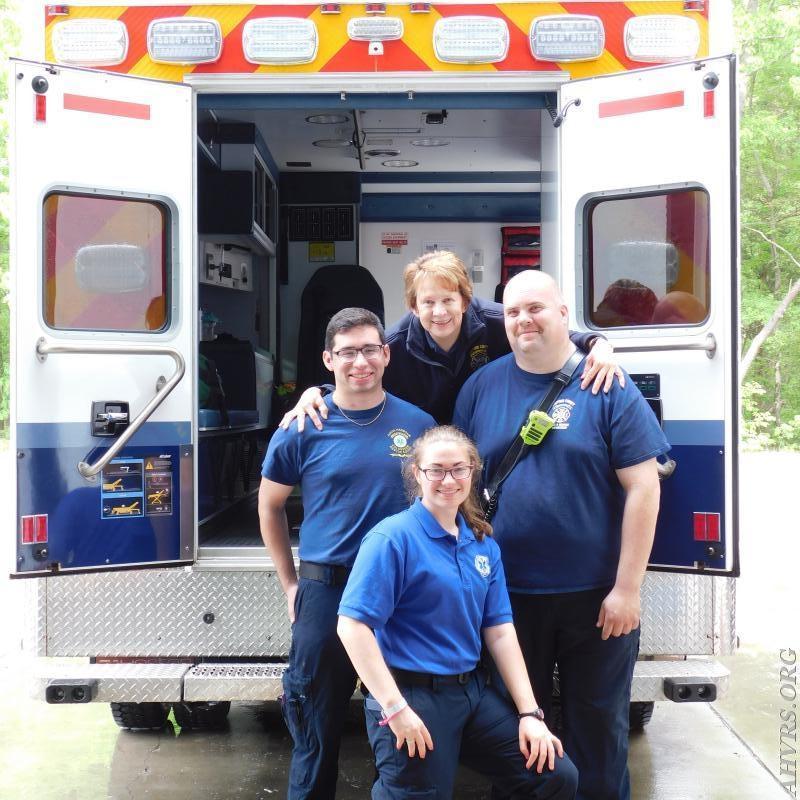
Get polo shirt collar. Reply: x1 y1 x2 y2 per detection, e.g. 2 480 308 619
410 498 475 544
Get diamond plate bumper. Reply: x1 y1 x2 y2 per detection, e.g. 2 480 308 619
184 663 287 701
631 659 729 702
33 663 191 703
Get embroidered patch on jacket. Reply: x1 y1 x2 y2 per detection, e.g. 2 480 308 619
551 399 575 430
474 554 491 578
469 344 489 371
388 428 412 457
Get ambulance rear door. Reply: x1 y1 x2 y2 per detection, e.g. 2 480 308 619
558 56 738 575
11 61 195 576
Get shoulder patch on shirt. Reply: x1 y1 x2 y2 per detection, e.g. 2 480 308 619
469 344 489 372
474 554 491 578
551 398 575 430
388 428 412 458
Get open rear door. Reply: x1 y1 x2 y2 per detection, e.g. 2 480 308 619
558 56 738 575
11 61 195 576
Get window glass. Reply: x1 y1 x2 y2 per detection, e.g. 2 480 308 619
43 193 169 332
587 189 709 328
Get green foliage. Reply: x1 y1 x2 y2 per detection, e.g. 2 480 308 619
736 0 800 450
0 0 20 432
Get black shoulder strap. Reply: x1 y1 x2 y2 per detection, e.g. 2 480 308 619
482 349 584 520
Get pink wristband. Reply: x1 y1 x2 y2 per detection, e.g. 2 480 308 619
378 704 407 727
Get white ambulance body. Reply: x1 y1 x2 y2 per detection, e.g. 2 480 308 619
10 1 738 729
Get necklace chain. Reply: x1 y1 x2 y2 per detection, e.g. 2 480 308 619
335 393 387 427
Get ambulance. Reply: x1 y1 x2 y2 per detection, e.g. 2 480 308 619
10 1 739 731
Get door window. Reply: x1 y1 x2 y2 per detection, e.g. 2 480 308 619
43 192 170 332
586 188 710 328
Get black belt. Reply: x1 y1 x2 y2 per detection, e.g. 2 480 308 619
391 666 480 689
299 560 351 586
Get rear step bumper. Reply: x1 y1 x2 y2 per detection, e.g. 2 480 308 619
36 658 730 704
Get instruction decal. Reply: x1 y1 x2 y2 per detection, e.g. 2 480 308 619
381 231 408 254
309 242 335 262
101 455 173 519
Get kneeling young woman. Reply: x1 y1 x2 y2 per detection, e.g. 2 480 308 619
337 426 578 800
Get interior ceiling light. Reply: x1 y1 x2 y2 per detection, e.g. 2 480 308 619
306 113 350 124
432 16 509 64
529 15 605 62
242 18 318 65
382 159 419 168
313 138 354 148
410 138 450 147
147 17 222 64
347 16 404 41
52 19 129 66
365 148 400 157
624 15 700 63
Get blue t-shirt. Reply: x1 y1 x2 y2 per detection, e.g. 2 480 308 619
453 353 670 594
339 499 513 674
262 393 434 567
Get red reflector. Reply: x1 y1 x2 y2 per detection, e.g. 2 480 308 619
21 516 35 545
35 94 46 123
410 2 431 11
693 512 721 542
34 515 49 543
704 90 714 118
693 512 707 541
599 90 684 119
46 4 70 15
365 3 386 13
320 2 340 12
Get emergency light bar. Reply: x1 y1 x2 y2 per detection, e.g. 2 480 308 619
347 17 404 41
529 15 605 62
51 19 129 67
624 15 700 63
242 18 318 65
147 17 222 64
432 16 509 64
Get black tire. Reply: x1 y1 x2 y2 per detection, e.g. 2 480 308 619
173 701 231 731
629 701 655 732
110 702 169 731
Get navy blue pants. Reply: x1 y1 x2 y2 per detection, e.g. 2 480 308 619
281 577 357 800
510 588 640 800
364 669 578 799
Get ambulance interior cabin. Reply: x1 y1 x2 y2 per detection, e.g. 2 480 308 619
193 94 548 558
193 93 708 560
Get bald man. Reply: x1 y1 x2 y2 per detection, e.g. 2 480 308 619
453 271 670 800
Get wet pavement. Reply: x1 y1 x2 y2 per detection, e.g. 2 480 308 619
1 448 797 799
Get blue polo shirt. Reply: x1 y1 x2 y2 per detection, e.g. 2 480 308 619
453 353 670 594
339 499 513 674
262 393 434 567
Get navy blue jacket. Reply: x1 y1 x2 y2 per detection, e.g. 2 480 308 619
383 296 599 424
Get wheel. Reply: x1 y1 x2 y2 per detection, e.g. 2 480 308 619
110 702 169 731
629 701 655 732
173 701 231 731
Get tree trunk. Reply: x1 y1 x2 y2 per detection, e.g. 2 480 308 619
741 228 800 378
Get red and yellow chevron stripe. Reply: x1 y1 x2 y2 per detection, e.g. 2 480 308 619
44 3 709 81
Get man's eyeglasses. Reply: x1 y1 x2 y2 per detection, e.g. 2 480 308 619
419 465 474 481
332 344 386 362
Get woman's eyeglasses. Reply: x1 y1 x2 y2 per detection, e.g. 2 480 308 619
419 465 474 481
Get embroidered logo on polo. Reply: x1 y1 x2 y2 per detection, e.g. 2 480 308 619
469 344 489 372
551 399 575 430
388 428 412 457
474 555 491 578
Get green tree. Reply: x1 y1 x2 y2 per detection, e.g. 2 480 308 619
0 2 20 432
736 0 800 449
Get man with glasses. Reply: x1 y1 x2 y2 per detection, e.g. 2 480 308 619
259 307 435 799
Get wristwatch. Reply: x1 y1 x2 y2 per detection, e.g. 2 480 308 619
518 708 545 721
